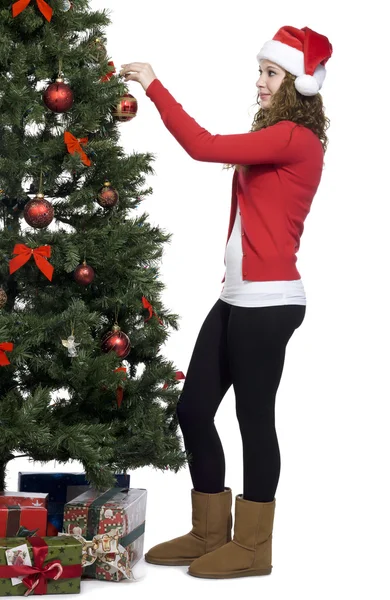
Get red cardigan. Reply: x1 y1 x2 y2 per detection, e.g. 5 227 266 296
145 78 324 283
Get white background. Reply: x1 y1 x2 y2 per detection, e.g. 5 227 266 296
5 0 390 598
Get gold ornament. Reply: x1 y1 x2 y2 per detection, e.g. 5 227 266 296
90 37 107 61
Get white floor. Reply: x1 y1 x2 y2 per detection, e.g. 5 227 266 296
5 454 388 600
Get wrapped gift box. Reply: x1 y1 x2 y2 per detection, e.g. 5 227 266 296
0 492 48 508
0 505 47 538
63 487 146 581
18 472 130 536
0 535 82 596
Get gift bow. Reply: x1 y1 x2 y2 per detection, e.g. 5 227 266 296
58 529 133 580
0 536 82 596
64 132 92 167
12 0 53 22
9 244 54 281
21 561 63 596
0 342 14 366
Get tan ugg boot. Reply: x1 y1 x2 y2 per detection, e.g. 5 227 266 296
144 487 232 566
188 494 275 578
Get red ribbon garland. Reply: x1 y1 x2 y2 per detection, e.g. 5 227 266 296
0 342 14 366
9 244 54 281
142 296 163 325
114 366 127 408
101 61 116 82
12 0 53 22
0 536 82 596
64 132 92 167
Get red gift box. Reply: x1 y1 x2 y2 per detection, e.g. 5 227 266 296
0 504 47 537
0 491 48 508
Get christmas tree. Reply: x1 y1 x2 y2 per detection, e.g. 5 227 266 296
0 0 187 491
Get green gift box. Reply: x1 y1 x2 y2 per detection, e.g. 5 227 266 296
0 536 82 596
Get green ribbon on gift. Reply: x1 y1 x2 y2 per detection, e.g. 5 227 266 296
86 488 128 540
5 505 21 537
119 521 145 547
3 505 39 537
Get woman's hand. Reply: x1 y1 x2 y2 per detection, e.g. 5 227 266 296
119 62 157 92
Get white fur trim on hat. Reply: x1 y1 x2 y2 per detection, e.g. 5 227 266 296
257 40 327 96
257 40 304 76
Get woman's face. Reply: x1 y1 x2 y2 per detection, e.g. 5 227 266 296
256 59 286 108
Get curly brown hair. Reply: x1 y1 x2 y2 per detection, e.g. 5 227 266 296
222 69 330 174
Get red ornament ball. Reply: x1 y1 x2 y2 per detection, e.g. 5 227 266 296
97 181 119 208
74 261 95 285
23 194 54 228
112 93 138 122
43 78 74 113
101 325 131 359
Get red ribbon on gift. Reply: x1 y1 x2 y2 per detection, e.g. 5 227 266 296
100 61 116 82
12 0 53 22
0 536 82 596
142 296 163 325
114 366 127 408
0 342 14 366
9 244 54 281
64 132 91 167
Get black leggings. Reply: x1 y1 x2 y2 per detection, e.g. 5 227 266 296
176 298 306 502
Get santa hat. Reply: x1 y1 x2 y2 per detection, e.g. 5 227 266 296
257 26 333 96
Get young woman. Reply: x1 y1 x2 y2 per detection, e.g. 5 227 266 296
120 24 333 580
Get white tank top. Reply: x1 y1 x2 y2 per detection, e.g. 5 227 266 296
219 204 306 307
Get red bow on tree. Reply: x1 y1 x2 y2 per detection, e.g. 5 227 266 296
162 370 185 390
142 296 164 326
9 244 54 281
12 0 53 22
0 342 14 366
64 132 91 167
114 366 127 408
101 61 116 82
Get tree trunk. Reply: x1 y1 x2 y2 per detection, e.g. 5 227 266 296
0 456 13 491
0 461 7 492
